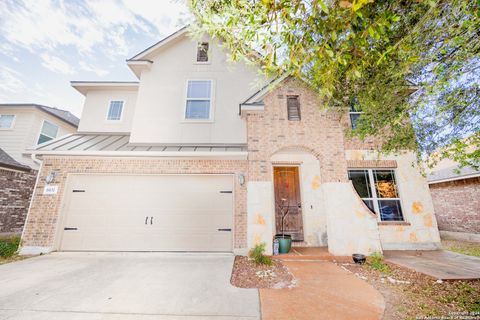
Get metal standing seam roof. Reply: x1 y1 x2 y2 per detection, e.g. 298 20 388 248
428 165 480 183
29 133 247 154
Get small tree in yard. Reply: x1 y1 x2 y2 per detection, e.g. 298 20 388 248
189 0 479 170
249 243 273 266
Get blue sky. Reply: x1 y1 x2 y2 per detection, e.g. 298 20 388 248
0 0 190 117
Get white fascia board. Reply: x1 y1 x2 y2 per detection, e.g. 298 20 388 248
27 150 248 160
71 82 139 95
126 60 153 79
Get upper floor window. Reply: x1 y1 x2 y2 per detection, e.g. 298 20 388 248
196 42 209 62
107 101 124 121
287 96 301 121
38 120 58 144
185 80 212 120
0 115 15 129
349 101 362 129
348 169 404 221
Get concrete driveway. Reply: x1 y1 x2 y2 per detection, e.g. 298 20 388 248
0 252 260 320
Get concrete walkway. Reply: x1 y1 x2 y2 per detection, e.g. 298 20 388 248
260 261 385 320
0 252 260 320
384 250 480 280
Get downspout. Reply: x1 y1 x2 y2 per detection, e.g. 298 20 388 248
31 153 42 167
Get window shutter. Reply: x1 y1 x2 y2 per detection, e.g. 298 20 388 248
287 96 301 121
197 42 209 62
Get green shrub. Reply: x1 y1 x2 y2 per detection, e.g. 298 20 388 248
249 243 273 266
0 237 20 258
367 252 391 274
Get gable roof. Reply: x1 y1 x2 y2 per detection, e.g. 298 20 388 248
0 104 79 127
128 26 189 61
0 148 31 171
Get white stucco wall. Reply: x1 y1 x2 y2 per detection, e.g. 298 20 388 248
129 34 264 144
322 182 382 256
247 181 275 255
346 150 442 250
77 89 138 133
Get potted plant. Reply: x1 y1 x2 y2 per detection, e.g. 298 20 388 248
275 198 292 254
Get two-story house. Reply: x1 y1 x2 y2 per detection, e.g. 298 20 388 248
0 104 78 236
20 27 441 256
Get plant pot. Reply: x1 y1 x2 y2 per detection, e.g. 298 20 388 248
275 234 292 254
352 253 366 264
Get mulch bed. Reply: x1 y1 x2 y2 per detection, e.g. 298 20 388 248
231 255 296 289
340 261 480 320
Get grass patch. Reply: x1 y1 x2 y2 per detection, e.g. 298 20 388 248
0 237 24 265
442 239 480 258
445 246 480 258
366 252 391 274
0 237 20 258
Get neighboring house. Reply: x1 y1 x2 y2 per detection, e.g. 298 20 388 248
0 104 79 169
428 160 480 242
0 104 79 236
20 27 441 256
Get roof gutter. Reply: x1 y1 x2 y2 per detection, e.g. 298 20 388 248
31 153 42 167
26 150 248 160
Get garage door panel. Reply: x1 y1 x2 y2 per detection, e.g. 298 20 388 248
69 194 232 212
60 174 233 252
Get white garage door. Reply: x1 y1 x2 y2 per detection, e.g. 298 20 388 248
59 174 233 252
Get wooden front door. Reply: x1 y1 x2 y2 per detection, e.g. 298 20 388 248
273 167 304 241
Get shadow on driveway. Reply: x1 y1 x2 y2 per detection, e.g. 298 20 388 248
0 252 260 320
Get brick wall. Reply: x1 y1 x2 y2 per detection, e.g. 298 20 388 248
22 157 248 249
429 177 480 234
0 168 37 235
245 77 348 182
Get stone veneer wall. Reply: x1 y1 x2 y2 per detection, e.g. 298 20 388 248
0 168 37 235
429 177 480 234
21 157 248 252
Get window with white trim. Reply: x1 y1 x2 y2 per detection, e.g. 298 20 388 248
37 120 59 144
185 80 212 120
107 101 124 120
0 115 15 129
348 169 404 221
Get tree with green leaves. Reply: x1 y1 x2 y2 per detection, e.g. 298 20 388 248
189 0 479 169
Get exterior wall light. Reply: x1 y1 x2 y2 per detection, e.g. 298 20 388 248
238 173 245 186
45 171 58 184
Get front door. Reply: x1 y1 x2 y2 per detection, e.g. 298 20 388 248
273 167 304 241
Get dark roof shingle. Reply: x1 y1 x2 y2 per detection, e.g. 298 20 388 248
0 104 79 127
0 148 31 171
